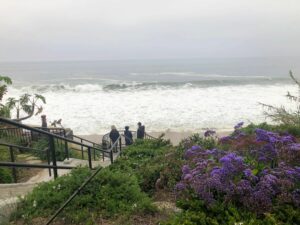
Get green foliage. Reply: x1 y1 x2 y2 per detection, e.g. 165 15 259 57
163 199 300 225
6 93 46 121
260 70 300 126
12 167 156 224
0 167 13 183
110 138 181 194
0 75 12 100
0 75 12 117
0 146 14 183
165 127 300 225
178 133 218 153
11 139 176 224
0 75 46 121
242 122 300 137
31 137 67 161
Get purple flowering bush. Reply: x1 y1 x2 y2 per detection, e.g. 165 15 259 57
170 124 300 224
177 146 300 214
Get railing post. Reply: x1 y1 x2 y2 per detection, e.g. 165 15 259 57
63 130 69 160
110 150 113 164
119 138 122 152
49 136 58 179
81 139 84 159
9 146 17 183
46 147 52 177
87 147 92 169
93 147 96 160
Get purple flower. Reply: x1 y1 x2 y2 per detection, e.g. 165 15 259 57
184 145 202 158
191 145 201 151
175 182 186 191
258 156 267 162
234 122 244 130
243 169 252 177
289 143 300 151
184 174 193 181
204 129 216 137
219 136 232 144
255 128 278 143
182 165 190 174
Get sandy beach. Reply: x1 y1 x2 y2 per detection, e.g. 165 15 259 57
79 129 233 146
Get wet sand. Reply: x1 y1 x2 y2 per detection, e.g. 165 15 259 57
79 129 233 146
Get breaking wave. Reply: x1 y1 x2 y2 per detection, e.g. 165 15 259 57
13 77 290 94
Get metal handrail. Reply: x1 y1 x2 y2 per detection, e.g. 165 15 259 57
72 134 101 147
0 162 75 170
144 132 158 140
0 142 47 152
0 117 115 179
0 118 110 154
0 142 52 182
46 167 103 225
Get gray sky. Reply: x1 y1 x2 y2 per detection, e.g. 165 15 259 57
0 0 299 61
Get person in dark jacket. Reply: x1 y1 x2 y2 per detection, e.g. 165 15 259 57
41 115 47 128
124 126 133 146
137 122 145 139
109 125 120 152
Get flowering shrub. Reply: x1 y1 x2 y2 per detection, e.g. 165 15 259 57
175 124 300 223
220 123 300 166
177 146 300 214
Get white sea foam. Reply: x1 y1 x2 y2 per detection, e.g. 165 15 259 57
5 83 297 135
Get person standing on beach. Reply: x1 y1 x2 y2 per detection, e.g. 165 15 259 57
137 122 145 139
124 126 133 145
109 125 120 152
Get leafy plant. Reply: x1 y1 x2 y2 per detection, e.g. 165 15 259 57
0 146 14 183
31 137 68 161
0 75 12 117
6 93 46 122
260 71 300 126
11 166 156 224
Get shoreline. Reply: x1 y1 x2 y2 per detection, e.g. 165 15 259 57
79 129 233 146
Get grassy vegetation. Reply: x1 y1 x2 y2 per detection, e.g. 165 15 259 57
0 145 14 183
10 138 181 224
8 123 300 224
241 122 300 136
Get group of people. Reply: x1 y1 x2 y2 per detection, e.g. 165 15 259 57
109 122 145 146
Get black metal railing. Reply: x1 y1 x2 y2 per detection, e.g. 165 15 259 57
144 132 158 140
0 142 52 182
0 118 112 179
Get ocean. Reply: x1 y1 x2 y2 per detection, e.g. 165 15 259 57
1 57 300 134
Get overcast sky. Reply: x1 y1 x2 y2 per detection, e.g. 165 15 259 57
0 0 299 61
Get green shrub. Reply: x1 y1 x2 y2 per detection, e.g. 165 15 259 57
0 146 14 183
178 133 218 154
11 165 156 224
0 167 13 183
163 199 300 225
31 137 67 161
242 122 300 137
111 139 181 194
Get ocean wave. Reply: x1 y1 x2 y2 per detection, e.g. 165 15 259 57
10 77 291 94
9 83 296 135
